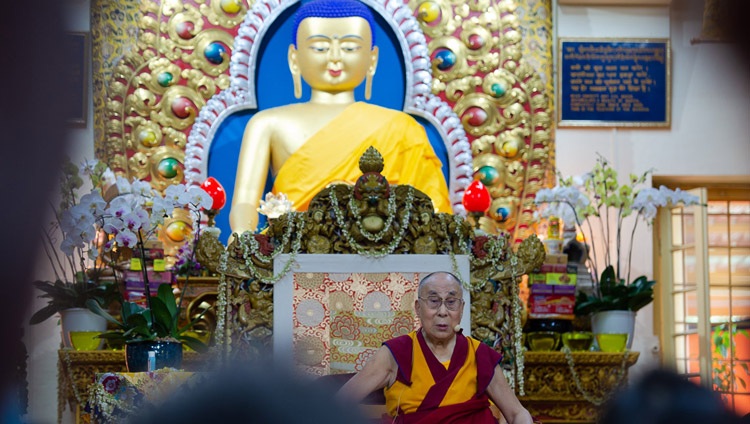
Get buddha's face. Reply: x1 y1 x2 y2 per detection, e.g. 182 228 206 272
290 16 378 93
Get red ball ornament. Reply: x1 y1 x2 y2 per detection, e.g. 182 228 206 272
462 180 491 213
200 177 227 210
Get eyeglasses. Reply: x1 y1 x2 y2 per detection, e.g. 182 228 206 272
419 296 463 311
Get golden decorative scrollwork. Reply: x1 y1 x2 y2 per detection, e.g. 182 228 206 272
94 0 553 245
519 352 640 423
197 148 544 369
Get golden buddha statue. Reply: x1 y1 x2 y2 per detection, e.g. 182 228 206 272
229 0 452 235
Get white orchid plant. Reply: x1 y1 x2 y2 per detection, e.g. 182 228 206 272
534 154 701 314
33 158 213 350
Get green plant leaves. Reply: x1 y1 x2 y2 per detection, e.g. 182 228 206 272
574 267 655 315
87 282 208 351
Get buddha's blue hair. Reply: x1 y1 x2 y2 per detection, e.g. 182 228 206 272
292 0 376 48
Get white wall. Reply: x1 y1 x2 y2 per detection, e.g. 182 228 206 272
555 0 750 380
24 0 750 422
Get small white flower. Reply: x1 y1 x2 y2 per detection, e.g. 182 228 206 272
164 184 188 207
187 186 213 210
131 180 153 197
102 217 124 235
107 196 133 218
101 169 116 187
80 192 106 215
150 197 172 226
79 159 99 176
115 176 132 194
257 192 295 219
115 229 138 248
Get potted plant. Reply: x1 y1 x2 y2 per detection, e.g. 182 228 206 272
87 283 208 371
37 158 222 369
535 154 701 348
29 160 121 349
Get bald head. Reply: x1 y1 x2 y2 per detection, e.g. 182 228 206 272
418 272 463 297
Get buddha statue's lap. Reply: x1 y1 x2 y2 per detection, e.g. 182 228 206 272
229 0 451 236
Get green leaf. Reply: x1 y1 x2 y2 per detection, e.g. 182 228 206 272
86 299 125 329
179 334 208 353
29 304 62 325
156 284 178 318
150 297 175 336
599 266 617 296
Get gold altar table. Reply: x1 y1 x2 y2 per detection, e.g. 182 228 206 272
57 349 203 424
519 351 640 424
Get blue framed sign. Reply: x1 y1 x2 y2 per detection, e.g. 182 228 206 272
557 38 671 128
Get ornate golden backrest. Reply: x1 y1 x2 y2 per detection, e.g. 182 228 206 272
197 147 545 386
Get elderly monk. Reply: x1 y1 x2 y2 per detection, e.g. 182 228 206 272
229 0 452 235
338 272 533 424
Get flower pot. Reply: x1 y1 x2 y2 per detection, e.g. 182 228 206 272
591 310 636 350
125 340 183 372
59 308 107 349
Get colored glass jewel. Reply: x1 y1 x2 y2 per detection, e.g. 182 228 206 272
138 129 157 147
463 106 487 127
165 220 188 242
433 49 456 71
475 165 500 187
220 0 242 14
176 21 195 40
491 82 506 97
157 157 179 179
468 34 484 50
500 138 521 158
417 2 441 24
494 206 510 222
171 97 193 119
157 72 173 87
204 42 227 65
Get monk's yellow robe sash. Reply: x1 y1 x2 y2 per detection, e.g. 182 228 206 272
272 102 452 213
382 330 502 423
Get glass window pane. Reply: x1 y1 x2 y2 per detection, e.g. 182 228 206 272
688 359 701 375
675 334 687 358
736 325 750 361
674 292 686 325
672 209 684 245
710 287 733 321
685 247 696 284
714 359 738 392
731 248 750 285
687 332 700 360
734 361 750 394
708 200 728 214
708 214 729 246
673 249 685 286
728 289 750 323
710 248 731 285
730 201 750 214
686 291 698 319
683 211 695 246
730 214 750 247
733 394 750 417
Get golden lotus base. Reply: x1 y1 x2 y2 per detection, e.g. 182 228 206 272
520 351 640 423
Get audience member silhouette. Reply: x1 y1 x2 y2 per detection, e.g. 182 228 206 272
598 369 740 424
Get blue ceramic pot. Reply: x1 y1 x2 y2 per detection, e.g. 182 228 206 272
125 340 183 372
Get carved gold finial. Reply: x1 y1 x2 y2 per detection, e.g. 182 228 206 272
359 146 384 174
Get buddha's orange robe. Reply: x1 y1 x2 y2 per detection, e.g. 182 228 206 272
272 102 451 213
382 330 502 423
